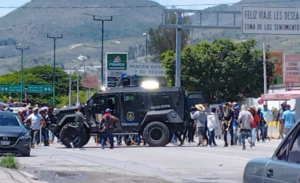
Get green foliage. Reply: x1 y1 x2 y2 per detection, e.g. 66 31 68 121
147 13 191 61
161 38 274 103
0 65 93 107
0 154 19 169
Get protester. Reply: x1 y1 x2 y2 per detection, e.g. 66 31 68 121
237 105 254 150
99 108 120 149
277 102 286 139
24 107 44 148
191 104 207 147
70 106 86 150
207 107 218 147
281 104 296 137
222 103 234 147
249 106 260 146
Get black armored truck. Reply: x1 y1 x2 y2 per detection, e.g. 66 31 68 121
47 86 204 148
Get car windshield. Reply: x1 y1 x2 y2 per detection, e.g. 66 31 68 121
0 114 22 127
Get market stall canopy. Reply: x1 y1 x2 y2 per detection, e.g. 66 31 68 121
261 91 300 100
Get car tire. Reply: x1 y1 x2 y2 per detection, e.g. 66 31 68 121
143 121 170 147
60 124 90 148
22 152 30 157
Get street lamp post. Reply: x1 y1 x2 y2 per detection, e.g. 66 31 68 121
78 55 89 99
15 46 29 102
47 34 63 107
91 15 113 86
143 29 148 61
73 60 80 106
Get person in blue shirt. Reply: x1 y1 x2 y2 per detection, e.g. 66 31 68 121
260 104 271 141
232 105 240 145
281 104 295 137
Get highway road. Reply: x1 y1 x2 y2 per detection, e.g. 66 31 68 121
16 138 281 183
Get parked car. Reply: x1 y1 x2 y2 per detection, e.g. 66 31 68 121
0 112 31 156
243 120 300 183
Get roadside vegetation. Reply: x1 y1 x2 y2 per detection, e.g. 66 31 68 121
0 154 19 169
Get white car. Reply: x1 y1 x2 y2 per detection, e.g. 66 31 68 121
243 120 300 183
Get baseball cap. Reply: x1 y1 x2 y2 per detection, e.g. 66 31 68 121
105 108 111 112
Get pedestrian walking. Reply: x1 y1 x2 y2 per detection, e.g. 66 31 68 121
191 104 206 147
70 106 86 150
222 103 234 147
249 106 260 146
237 105 253 150
207 107 218 147
24 107 44 148
277 102 286 139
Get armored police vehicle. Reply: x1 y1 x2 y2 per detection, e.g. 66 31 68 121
48 84 204 148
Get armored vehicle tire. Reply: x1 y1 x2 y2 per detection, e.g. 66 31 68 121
60 124 90 148
143 121 170 147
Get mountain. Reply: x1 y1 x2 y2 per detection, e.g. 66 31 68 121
0 0 163 55
0 0 299 74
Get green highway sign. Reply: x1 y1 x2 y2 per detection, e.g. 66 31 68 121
0 85 24 93
27 85 52 93
107 53 127 70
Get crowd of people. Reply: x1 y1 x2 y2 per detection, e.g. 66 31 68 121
172 102 296 150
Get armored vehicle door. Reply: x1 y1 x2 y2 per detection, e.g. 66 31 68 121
186 92 205 110
120 93 147 130
89 95 107 123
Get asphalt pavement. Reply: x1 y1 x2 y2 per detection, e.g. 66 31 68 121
11 138 282 183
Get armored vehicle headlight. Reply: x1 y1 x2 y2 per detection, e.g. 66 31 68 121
141 80 159 89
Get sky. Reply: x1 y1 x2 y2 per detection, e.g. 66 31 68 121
0 0 241 17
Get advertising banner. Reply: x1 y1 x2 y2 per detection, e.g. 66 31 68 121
284 54 300 83
268 51 283 76
106 53 127 70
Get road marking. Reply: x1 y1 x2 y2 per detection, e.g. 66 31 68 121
186 151 251 161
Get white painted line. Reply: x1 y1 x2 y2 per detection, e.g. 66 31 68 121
186 151 251 161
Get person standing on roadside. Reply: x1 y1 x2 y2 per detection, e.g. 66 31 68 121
237 105 254 150
232 105 240 145
24 107 44 148
70 106 86 150
99 108 120 149
261 104 272 141
207 107 218 147
281 104 295 138
191 104 206 147
216 103 224 139
249 106 260 146
276 102 286 139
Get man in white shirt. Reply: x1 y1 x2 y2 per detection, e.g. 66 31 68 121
24 107 44 148
207 107 218 147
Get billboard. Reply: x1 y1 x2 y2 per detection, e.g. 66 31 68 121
106 53 127 70
268 51 283 76
284 54 300 83
242 7 300 35
127 63 164 76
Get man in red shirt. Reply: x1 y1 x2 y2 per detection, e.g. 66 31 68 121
249 106 260 147
99 108 119 149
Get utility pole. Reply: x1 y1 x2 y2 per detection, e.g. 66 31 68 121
143 29 148 61
163 9 241 87
263 40 267 94
68 73 71 107
15 46 29 102
47 34 63 107
91 15 113 86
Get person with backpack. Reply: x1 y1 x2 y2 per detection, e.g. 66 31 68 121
99 108 120 149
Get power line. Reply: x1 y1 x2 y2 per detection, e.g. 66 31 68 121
0 0 299 9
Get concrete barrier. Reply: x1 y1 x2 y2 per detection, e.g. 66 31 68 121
267 122 280 139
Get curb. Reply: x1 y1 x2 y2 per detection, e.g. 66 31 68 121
19 170 39 180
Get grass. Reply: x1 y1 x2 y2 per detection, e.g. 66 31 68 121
0 154 19 169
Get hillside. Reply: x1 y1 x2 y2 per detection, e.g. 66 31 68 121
0 0 300 74
0 0 164 56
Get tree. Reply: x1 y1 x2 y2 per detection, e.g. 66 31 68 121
0 65 91 107
161 38 274 103
147 13 191 61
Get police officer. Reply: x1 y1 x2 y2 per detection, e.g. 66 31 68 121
70 106 86 149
